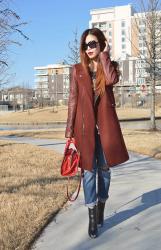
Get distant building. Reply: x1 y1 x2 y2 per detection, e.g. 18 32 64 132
89 4 161 88
119 56 136 86
34 63 71 105
0 86 35 110
89 4 135 60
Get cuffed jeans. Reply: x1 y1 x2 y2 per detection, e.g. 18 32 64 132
83 130 111 208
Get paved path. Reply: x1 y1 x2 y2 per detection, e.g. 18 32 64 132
1 136 161 250
0 135 66 153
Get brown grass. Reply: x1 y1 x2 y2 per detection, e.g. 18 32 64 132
0 141 78 250
0 106 68 123
123 129 161 160
0 129 65 139
0 106 161 124
116 107 161 119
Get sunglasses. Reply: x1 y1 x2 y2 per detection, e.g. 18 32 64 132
83 40 99 50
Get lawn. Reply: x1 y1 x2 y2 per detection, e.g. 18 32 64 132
0 141 78 250
123 129 161 160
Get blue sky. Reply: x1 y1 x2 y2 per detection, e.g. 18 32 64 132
8 0 137 89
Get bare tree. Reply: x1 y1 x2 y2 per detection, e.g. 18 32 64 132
0 0 28 87
132 0 161 130
65 28 80 65
37 82 44 108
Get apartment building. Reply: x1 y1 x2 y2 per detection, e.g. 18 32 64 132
34 64 71 104
89 4 161 88
89 4 134 60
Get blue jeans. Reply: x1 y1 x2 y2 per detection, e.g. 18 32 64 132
83 130 111 208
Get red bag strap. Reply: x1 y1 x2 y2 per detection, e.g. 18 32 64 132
65 138 82 201
66 168 83 202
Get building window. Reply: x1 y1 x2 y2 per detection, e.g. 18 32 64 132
92 23 99 28
139 35 146 41
122 44 126 49
99 22 107 30
137 78 145 84
97 14 100 20
140 49 146 56
36 76 48 82
122 37 125 42
122 30 126 36
36 69 48 75
121 21 125 27
109 31 112 37
139 19 145 26
139 27 146 33
109 23 112 28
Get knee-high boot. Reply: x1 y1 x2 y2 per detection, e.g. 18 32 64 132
97 201 105 227
88 205 98 238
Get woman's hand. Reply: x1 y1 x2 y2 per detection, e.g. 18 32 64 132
66 137 75 143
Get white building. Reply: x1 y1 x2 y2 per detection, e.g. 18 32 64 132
89 4 161 88
89 4 134 60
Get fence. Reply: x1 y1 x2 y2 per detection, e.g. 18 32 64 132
0 105 8 111
114 86 161 109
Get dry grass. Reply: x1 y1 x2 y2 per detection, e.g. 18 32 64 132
0 129 65 139
0 141 78 250
123 129 161 160
0 106 68 123
0 106 161 124
116 107 161 119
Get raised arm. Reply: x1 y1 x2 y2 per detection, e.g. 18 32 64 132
65 65 78 138
100 51 119 85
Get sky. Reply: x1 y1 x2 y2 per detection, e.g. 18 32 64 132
8 0 137 89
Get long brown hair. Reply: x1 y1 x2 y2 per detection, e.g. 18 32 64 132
80 28 107 96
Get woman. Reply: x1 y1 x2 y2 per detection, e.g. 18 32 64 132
65 28 129 238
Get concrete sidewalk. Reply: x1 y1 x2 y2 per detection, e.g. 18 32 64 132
31 151 161 250
1 136 161 250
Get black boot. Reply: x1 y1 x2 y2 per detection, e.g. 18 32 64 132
88 205 98 238
97 201 105 227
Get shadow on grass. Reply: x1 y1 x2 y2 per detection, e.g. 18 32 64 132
0 142 17 147
0 176 70 194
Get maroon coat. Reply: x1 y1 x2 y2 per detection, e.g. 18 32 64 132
65 51 129 171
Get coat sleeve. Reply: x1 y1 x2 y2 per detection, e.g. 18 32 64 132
65 65 78 138
99 51 119 85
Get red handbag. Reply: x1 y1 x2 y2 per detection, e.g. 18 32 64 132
61 138 83 201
